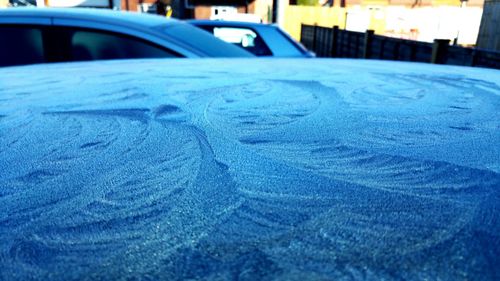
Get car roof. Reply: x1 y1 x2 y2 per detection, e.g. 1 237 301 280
0 7 177 28
1 58 499 279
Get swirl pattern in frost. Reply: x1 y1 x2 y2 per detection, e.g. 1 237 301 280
0 59 499 280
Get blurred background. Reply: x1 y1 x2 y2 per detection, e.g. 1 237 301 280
1 0 498 51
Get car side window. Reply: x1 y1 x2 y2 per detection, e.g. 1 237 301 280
0 25 45 67
67 28 179 61
211 27 273 56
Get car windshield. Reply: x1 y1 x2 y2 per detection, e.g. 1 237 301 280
160 23 254 57
211 26 273 56
257 26 306 56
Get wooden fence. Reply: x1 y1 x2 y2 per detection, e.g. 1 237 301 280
300 24 500 69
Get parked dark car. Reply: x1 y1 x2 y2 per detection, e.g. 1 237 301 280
0 59 499 280
0 8 252 67
188 20 314 57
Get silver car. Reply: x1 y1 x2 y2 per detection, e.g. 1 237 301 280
0 8 253 67
188 20 314 57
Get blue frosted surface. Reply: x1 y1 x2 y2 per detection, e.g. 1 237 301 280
0 59 499 280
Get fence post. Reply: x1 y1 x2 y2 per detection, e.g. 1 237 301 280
300 23 305 45
312 24 318 54
363 30 374 59
331 25 339 57
431 39 450 64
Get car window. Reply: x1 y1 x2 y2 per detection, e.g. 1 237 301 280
0 25 45 67
160 23 254 57
210 26 273 56
0 25 181 67
213 27 257 46
67 28 179 61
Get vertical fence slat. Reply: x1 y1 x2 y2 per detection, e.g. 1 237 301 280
410 43 417 61
393 42 400 61
470 49 477 66
379 38 385 59
319 27 325 56
312 24 318 54
355 33 360 57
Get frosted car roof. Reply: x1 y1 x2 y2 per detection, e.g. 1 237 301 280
1 58 499 280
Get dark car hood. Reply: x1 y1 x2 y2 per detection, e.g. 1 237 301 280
1 58 499 280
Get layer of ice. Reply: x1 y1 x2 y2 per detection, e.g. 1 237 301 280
0 58 499 280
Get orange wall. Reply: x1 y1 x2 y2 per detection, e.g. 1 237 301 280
122 0 156 11
194 6 212 19
194 4 256 19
